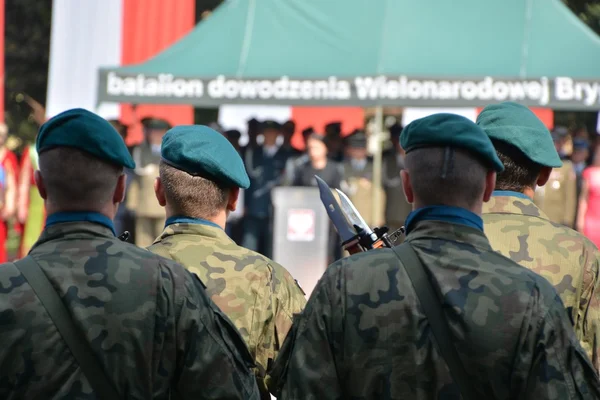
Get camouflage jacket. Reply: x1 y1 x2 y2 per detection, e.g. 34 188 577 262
0 222 260 399
148 222 307 395
483 192 600 371
268 220 600 399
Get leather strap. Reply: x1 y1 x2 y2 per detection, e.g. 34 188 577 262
391 244 477 399
14 256 120 399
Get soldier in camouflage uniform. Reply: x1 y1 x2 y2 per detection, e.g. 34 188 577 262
477 102 600 372
533 127 578 228
147 125 307 399
268 113 600 399
0 109 260 399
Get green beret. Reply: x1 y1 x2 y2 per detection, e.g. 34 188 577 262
401 113 504 172
476 102 562 168
161 125 250 189
37 108 135 169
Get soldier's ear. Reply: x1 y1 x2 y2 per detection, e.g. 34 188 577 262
537 167 552 187
33 170 47 200
154 177 167 207
483 171 496 202
400 170 413 203
227 187 240 211
113 174 126 204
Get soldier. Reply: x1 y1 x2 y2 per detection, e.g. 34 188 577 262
477 101 600 371
341 130 386 228
325 121 345 162
0 109 260 399
242 120 289 257
281 119 302 157
148 125 306 399
224 129 242 153
268 114 600 399
533 127 578 227
383 123 411 237
283 127 313 186
128 117 171 247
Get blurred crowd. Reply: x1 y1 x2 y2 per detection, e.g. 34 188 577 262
111 117 412 264
533 125 600 247
2 115 599 263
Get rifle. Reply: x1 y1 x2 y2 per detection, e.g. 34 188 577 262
315 175 404 254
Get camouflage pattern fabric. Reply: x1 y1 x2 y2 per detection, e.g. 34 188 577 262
483 194 600 372
0 222 260 399
148 222 307 397
268 221 600 399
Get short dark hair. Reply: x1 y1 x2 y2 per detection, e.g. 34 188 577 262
39 147 123 211
491 139 542 192
159 161 230 218
405 147 487 209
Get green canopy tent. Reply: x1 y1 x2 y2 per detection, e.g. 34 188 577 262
98 0 600 110
97 0 600 232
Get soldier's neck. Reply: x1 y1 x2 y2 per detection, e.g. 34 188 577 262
43 203 116 227
522 187 535 199
165 209 227 230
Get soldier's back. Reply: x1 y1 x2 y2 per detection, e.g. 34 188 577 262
0 222 259 399
483 194 600 370
148 223 306 382
273 221 599 399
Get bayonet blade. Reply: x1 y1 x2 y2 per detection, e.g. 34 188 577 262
335 189 377 239
315 176 357 242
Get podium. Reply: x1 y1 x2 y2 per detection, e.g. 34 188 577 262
271 187 329 296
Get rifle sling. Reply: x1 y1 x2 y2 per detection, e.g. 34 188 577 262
14 256 120 399
391 244 477 400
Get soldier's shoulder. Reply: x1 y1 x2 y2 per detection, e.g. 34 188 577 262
95 238 193 284
480 242 566 300
549 223 600 257
235 246 297 282
327 248 402 281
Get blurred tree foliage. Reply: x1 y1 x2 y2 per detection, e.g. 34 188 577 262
564 0 600 34
4 0 52 150
559 0 600 137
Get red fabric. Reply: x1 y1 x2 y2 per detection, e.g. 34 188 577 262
583 166 600 247
0 150 18 262
0 0 4 122
120 0 196 145
17 146 46 258
290 107 365 150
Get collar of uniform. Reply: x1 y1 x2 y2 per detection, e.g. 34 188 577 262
153 222 234 245
404 205 483 234
45 211 116 236
492 190 530 200
165 215 222 230
31 221 116 253
405 220 492 252
483 192 549 219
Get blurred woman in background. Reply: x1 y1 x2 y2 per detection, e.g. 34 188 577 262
290 132 343 263
577 143 600 247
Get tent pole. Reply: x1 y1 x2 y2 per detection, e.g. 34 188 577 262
371 105 384 229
